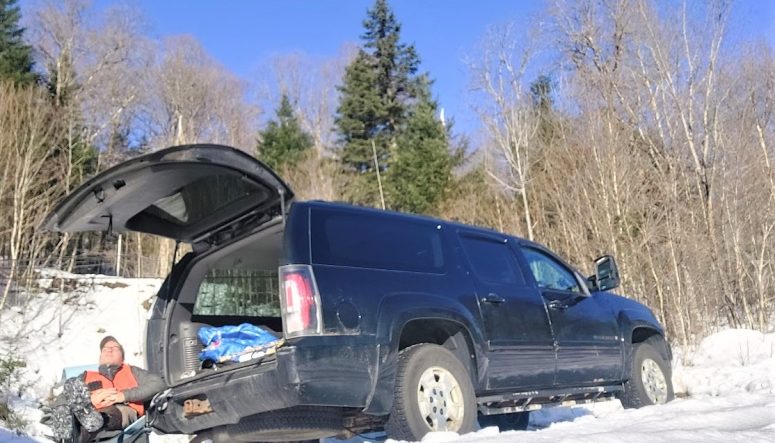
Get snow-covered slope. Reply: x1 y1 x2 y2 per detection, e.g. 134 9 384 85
1 273 774 442
0 271 162 441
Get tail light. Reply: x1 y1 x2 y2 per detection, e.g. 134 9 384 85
279 265 322 338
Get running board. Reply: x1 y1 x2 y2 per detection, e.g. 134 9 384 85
477 384 624 415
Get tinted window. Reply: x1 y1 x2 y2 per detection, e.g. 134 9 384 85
193 268 280 316
521 248 581 292
459 235 525 285
311 209 445 273
146 175 268 226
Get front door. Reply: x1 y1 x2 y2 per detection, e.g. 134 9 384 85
457 232 556 390
519 246 623 387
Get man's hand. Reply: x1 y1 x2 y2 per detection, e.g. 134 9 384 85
90 388 118 408
105 391 126 405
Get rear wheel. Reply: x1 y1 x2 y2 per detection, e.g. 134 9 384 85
385 344 477 440
620 336 674 408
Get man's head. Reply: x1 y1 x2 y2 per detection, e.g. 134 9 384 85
99 336 125 366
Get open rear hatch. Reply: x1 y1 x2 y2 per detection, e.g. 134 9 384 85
43 144 293 243
43 144 294 387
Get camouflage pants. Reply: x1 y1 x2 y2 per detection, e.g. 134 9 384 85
50 377 104 442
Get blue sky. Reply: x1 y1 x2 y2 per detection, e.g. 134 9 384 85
21 0 775 136
132 0 547 133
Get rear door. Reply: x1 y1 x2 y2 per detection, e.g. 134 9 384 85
457 231 556 390
519 246 623 387
43 144 293 243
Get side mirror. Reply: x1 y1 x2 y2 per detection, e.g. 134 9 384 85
591 255 620 292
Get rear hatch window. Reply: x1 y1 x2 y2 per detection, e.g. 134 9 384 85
146 175 269 228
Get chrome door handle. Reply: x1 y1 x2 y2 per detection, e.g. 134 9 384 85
547 299 568 310
482 293 506 304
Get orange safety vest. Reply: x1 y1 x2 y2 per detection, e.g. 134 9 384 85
84 365 144 416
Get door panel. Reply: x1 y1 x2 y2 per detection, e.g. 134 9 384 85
542 290 623 385
458 233 556 390
520 247 622 387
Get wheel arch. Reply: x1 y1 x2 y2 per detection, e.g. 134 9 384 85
618 310 672 381
365 298 486 415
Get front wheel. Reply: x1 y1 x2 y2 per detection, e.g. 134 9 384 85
620 336 674 408
384 344 477 441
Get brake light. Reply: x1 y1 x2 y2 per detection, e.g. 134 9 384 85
279 265 322 338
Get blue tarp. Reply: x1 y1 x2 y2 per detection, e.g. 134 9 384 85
198 323 281 363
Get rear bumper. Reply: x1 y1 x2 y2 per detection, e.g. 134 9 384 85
153 338 381 434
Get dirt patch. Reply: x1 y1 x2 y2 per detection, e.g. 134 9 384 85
48 277 79 292
100 281 128 289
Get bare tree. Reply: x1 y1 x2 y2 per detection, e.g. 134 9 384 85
469 22 541 240
0 83 59 310
27 0 153 274
143 35 258 150
255 44 356 155
32 0 151 166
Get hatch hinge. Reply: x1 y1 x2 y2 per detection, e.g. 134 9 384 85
279 188 287 228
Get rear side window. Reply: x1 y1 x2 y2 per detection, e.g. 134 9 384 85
459 235 525 285
311 208 445 273
193 269 280 316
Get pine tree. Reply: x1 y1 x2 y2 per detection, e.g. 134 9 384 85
361 0 421 135
530 75 556 146
0 0 34 85
335 0 452 211
257 94 313 171
336 51 383 171
387 92 453 214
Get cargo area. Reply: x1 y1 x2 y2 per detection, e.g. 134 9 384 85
163 220 286 384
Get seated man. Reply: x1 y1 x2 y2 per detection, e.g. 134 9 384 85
51 336 165 442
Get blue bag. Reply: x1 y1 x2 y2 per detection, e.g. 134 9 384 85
198 323 280 363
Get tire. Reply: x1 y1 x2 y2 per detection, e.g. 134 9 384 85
384 344 477 441
477 411 529 431
620 336 674 408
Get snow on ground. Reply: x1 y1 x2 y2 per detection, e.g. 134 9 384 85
1 273 774 442
0 270 163 442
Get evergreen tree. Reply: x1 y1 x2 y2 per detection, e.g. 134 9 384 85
257 94 313 171
530 74 557 146
361 0 421 135
387 93 452 214
336 51 383 171
0 0 34 85
335 0 452 211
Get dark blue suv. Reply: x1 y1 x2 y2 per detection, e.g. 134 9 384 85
46 144 674 442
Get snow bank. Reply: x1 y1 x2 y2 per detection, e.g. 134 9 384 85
673 329 775 397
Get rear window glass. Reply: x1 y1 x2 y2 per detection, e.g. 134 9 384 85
193 269 280 317
311 208 445 273
146 175 268 226
459 235 525 285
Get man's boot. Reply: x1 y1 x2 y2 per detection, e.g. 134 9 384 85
62 377 103 433
50 404 76 442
